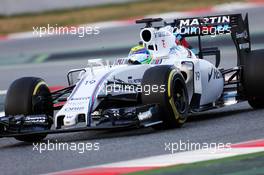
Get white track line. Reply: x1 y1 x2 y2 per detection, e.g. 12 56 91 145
93 147 264 168
49 140 264 175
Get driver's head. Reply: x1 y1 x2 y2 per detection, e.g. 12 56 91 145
128 45 152 64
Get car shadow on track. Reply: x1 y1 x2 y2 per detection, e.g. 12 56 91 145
188 108 254 122
45 106 255 143
0 106 255 148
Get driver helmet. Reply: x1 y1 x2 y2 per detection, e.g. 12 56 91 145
128 45 152 64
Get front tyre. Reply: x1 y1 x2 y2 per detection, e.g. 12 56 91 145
5 77 53 142
141 65 189 129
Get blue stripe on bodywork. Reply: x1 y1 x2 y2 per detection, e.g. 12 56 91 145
87 70 115 126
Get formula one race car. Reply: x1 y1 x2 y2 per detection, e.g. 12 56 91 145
1 14 264 142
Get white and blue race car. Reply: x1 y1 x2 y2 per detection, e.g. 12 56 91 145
1 14 264 142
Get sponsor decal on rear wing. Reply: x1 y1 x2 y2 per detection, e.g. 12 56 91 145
176 16 231 37
172 14 249 39
167 14 251 58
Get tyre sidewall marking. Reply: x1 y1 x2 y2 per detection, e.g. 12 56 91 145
33 81 47 95
167 69 180 121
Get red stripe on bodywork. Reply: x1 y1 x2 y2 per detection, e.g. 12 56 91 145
49 86 66 92
53 101 66 108
49 86 66 108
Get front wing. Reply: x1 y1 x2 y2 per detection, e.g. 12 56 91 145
0 104 162 138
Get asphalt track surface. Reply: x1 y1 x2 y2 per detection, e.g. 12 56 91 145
0 6 264 175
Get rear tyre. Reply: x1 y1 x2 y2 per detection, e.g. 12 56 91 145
248 98 264 109
242 49 264 109
141 65 189 129
5 77 53 142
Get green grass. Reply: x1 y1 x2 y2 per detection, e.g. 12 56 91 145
0 0 244 34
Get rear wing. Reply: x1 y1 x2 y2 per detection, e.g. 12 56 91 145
167 14 251 64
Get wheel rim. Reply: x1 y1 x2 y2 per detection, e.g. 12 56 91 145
173 79 188 114
32 85 53 117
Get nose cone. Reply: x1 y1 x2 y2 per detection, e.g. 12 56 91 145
63 115 78 126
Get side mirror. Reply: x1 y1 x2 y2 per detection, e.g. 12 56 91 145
67 69 86 86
